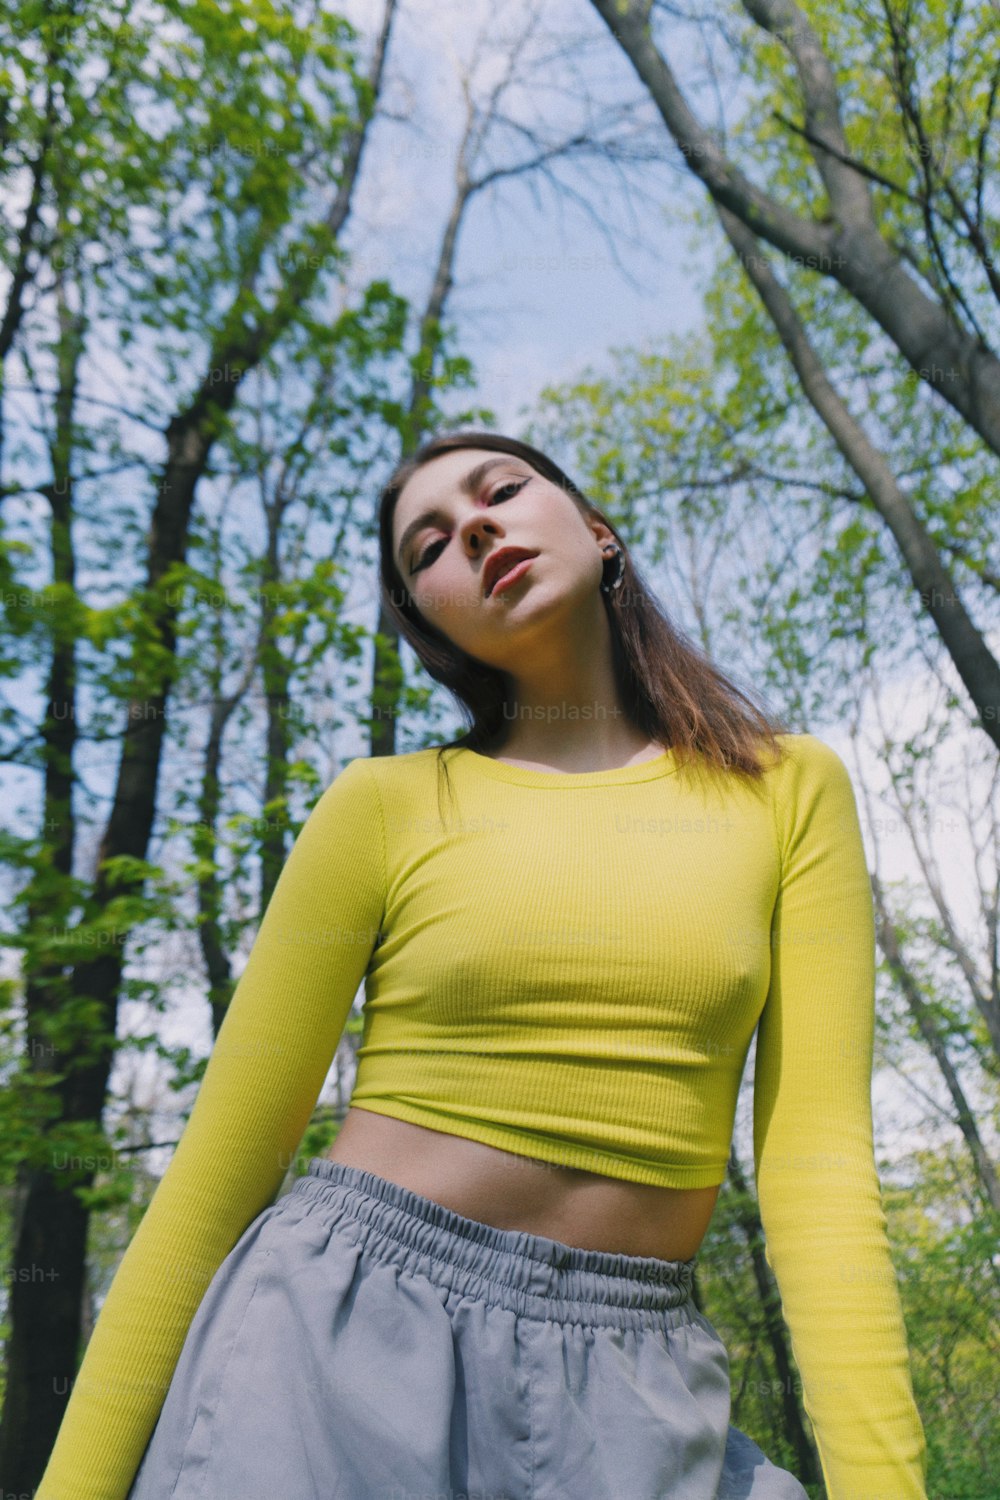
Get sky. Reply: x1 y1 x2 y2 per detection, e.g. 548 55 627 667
5 0 995 1198
334 0 997 1179
335 0 714 429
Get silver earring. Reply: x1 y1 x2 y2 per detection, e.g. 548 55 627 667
600 544 625 594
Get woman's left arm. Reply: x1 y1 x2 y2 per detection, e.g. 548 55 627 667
753 733 929 1500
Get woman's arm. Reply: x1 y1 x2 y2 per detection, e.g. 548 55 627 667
36 757 386 1500
753 734 928 1500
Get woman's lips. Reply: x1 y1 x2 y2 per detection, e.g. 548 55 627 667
488 556 534 597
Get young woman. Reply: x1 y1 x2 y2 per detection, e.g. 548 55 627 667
37 432 928 1500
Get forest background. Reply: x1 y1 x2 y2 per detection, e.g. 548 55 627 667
1 0 998 1494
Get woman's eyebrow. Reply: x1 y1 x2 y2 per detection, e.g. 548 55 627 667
397 458 526 569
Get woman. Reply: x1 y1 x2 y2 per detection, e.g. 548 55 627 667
37 432 928 1500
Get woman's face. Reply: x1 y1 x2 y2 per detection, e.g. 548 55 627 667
391 447 614 669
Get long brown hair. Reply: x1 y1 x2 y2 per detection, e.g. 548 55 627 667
377 430 792 802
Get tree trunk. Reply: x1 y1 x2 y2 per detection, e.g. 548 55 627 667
728 1147 821 1487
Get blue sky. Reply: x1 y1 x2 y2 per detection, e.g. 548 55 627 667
3 0 984 1181
336 0 714 430
321 0 995 1175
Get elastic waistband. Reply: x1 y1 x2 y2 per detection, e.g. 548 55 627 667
287 1157 698 1331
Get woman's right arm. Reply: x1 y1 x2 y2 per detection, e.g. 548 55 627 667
36 756 386 1500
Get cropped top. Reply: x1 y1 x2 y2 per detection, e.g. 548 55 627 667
36 733 927 1500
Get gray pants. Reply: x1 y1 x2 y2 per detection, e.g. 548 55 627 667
127 1157 809 1500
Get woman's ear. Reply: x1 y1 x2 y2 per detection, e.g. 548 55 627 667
587 517 619 553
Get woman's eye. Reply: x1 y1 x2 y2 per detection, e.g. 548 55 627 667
412 478 528 573
414 537 447 571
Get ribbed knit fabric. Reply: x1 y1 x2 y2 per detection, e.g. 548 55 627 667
36 733 927 1500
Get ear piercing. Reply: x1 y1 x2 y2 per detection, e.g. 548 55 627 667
600 544 625 594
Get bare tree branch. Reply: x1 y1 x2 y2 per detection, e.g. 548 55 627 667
587 0 1000 455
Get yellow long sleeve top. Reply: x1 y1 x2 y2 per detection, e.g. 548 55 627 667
37 732 928 1500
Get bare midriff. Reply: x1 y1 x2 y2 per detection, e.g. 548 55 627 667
325 1106 722 1262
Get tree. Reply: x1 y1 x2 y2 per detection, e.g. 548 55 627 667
0 0 399 1484
586 0 1000 751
